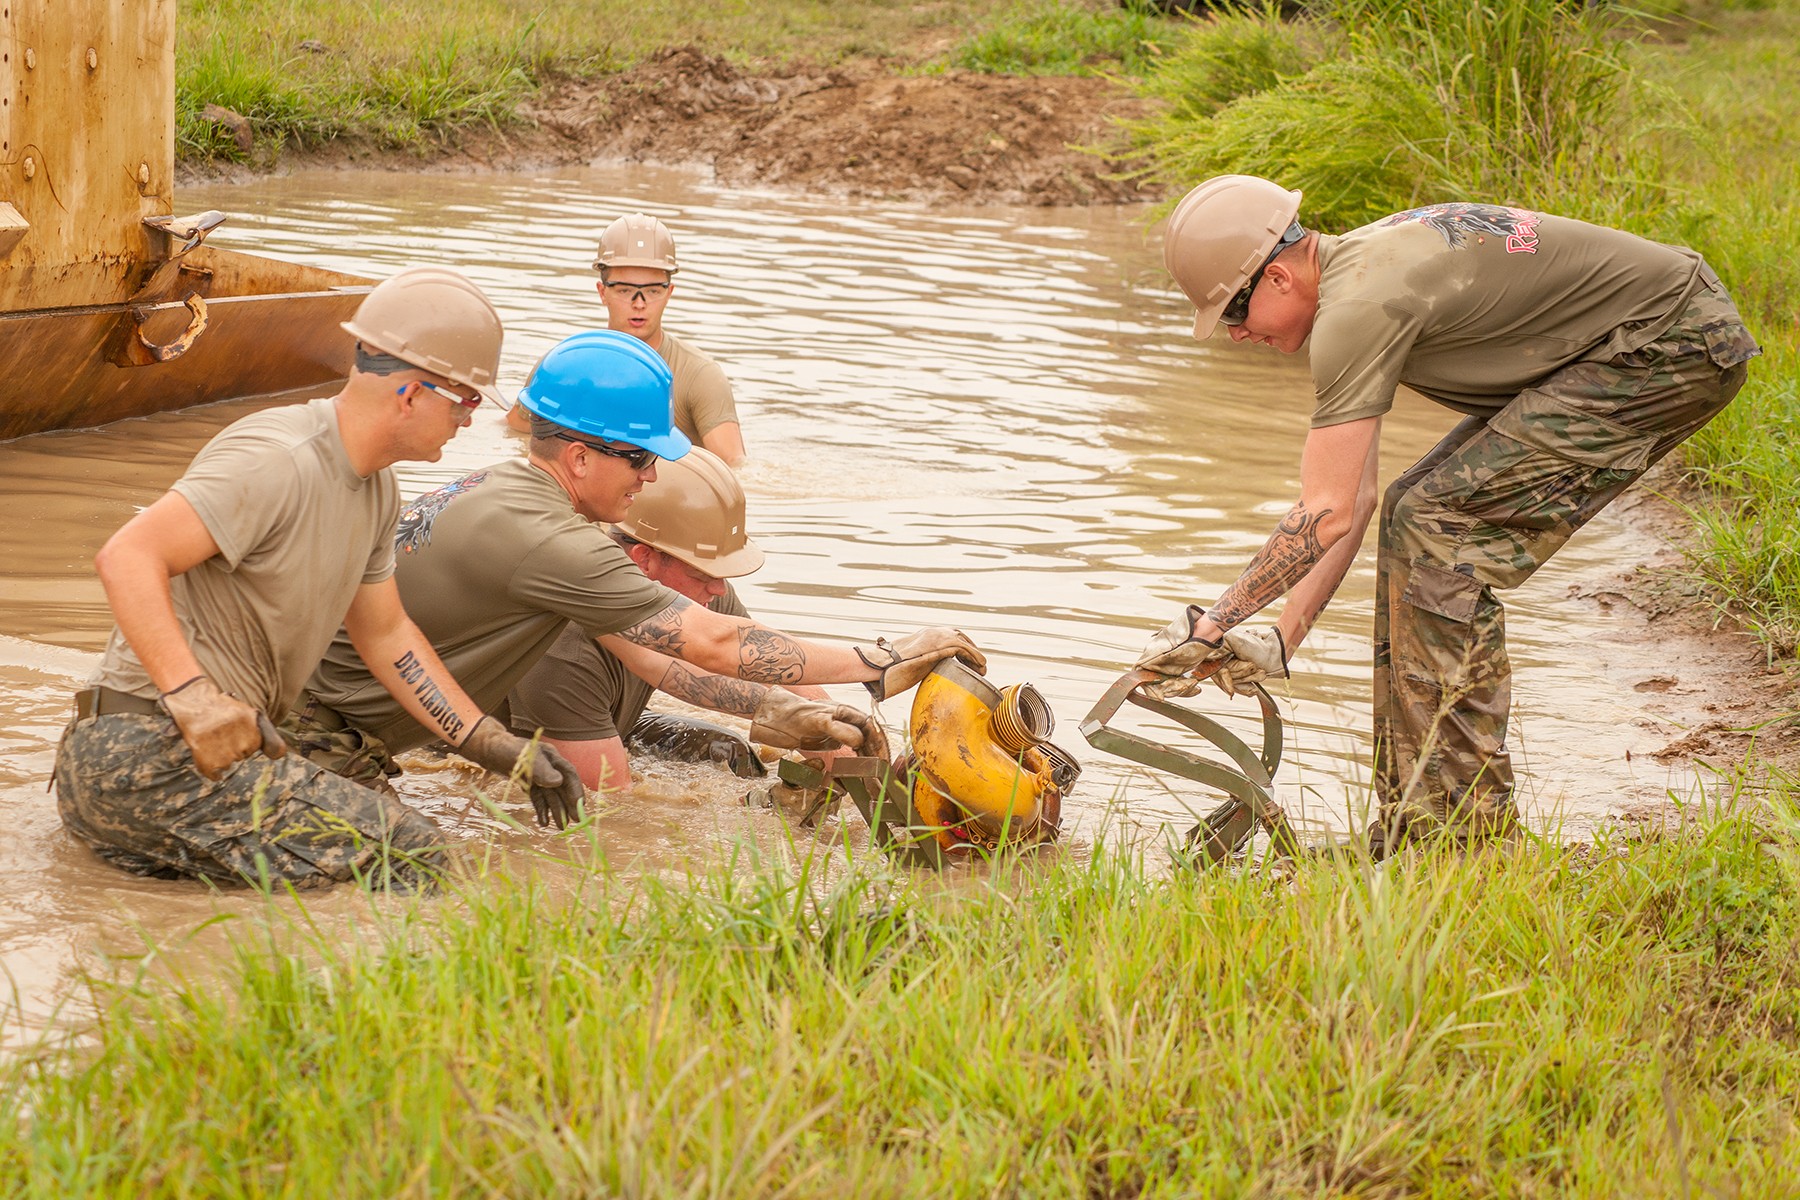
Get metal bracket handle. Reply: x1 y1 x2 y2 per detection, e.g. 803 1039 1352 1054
779 756 946 869
111 292 210 367
1079 667 1297 866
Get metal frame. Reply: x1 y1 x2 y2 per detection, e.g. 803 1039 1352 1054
777 756 946 869
1078 668 1300 866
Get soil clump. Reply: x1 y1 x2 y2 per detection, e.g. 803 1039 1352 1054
184 47 1163 207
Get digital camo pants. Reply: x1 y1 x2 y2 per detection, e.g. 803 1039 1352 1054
56 712 445 889
1371 283 1757 852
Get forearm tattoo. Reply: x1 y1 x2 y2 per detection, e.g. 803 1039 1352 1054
737 626 807 685
657 660 768 717
618 596 695 656
393 649 466 742
1206 500 1335 629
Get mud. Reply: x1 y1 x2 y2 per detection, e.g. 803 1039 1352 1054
182 47 1163 207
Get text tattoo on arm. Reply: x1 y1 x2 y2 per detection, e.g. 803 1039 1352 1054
657 661 768 717
394 649 465 743
1206 501 1335 629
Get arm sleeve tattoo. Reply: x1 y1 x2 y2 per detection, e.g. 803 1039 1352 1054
1205 500 1335 630
616 596 696 656
393 649 466 743
655 660 768 717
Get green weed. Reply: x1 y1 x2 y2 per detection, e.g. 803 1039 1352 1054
3 789 1799 1195
943 0 1184 76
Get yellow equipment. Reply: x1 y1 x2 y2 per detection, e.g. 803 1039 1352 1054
900 657 1077 854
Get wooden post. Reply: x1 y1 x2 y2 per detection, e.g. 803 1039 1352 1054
0 0 175 310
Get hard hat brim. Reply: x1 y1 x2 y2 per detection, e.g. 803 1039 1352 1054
593 256 679 274
668 537 765 580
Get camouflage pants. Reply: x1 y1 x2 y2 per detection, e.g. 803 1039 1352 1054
278 696 403 796
1371 282 1757 854
55 712 445 889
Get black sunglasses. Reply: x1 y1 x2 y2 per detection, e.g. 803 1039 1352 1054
1220 221 1307 327
556 433 657 471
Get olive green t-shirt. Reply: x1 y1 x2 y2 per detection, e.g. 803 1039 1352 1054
1308 204 1709 427
661 331 738 442
92 397 399 715
302 457 676 753
508 585 749 741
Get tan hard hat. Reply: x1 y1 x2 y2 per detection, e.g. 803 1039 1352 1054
593 213 679 274
617 446 763 577
1163 175 1303 339
341 266 505 395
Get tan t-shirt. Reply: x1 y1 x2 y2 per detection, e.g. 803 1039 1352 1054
661 331 738 442
302 457 675 753
92 397 398 715
1308 204 1709 427
508 585 749 741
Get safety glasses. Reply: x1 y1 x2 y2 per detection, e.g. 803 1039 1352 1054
556 432 657 471
402 379 482 409
603 282 672 303
1219 221 1307 328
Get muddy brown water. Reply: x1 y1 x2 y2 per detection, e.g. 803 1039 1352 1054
0 167 1711 1044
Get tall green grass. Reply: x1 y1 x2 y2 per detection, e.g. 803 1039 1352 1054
4 788 1799 1195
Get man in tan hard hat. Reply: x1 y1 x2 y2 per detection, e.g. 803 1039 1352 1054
1135 176 1759 857
507 447 858 790
54 267 586 889
287 330 981 801
506 212 746 465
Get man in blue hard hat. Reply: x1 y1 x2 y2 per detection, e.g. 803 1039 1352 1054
284 329 983 797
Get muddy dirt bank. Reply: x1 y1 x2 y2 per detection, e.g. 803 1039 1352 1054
180 47 1164 207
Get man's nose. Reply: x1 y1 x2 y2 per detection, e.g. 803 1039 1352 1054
1227 323 1252 343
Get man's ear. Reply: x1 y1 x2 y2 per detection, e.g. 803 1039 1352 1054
625 542 657 573
1263 260 1297 293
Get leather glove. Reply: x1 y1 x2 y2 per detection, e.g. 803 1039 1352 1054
1213 625 1289 698
160 675 288 781
749 690 891 759
856 628 987 702
1133 604 1227 700
457 716 586 830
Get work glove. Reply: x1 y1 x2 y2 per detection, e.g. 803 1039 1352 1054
160 674 288 781
1134 604 1228 700
1213 625 1289 698
749 690 891 760
457 716 586 830
856 628 987 702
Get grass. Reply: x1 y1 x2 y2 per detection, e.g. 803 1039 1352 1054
1123 0 1800 650
2 784 1797 1195
173 0 1026 158
940 0 1185 76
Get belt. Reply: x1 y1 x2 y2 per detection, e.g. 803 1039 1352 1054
73 686 162 722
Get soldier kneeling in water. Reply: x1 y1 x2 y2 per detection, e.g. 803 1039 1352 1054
506 447 854 791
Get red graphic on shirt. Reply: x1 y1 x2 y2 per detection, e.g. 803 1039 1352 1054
1380 203 1545 255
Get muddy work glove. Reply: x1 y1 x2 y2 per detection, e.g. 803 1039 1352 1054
749 690 891 760
160 675 288 781
457 716 586 830
1134 605 1228 700
856 628 987 702
1213 625 1289 698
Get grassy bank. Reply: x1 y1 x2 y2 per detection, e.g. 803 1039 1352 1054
173 0 1028 157
3 790 1797 1195
1121 0 1800 649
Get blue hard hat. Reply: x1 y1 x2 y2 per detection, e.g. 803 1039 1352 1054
517 330 690 459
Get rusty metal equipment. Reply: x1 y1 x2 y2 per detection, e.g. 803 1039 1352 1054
1079 667 1301 867
0 2 373 441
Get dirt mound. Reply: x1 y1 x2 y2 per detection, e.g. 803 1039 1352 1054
263 47 1164 206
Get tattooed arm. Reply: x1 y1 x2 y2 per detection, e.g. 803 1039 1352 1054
1193 417 1382 646
612 599 879 686
601 633 771 717
343 578 484 744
